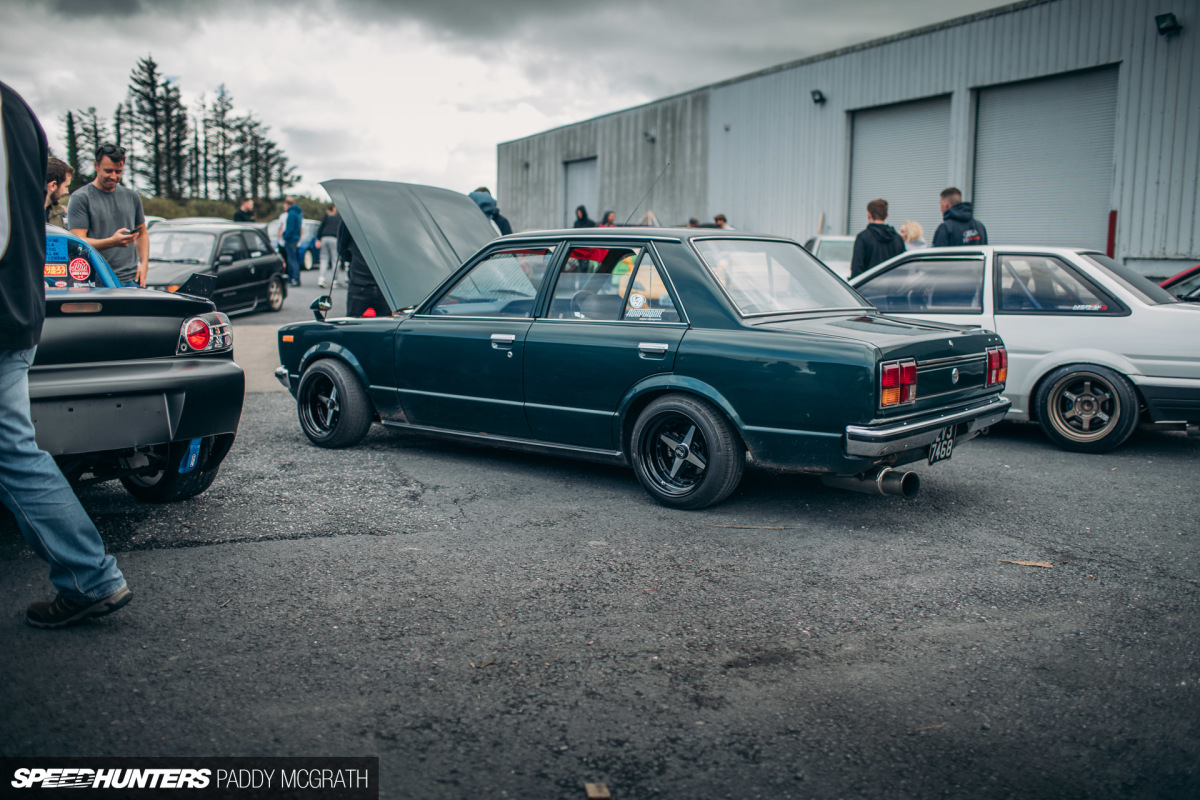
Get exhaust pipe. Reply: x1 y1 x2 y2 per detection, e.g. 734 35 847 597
821 467 920 499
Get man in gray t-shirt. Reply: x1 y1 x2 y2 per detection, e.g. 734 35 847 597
67 143 147 285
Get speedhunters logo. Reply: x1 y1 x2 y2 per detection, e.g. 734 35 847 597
1 758 378 798
12 768 211 789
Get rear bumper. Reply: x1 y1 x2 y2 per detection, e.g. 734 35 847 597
29 357 245 456
1132 376 1200 423
844 395 1011 458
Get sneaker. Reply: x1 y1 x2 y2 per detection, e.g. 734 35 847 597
318 280 328 289
26 586 132 629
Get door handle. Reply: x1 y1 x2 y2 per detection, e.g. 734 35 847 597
491 333 516 349
638 342 670 356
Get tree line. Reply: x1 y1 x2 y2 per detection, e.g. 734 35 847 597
61 55 299 206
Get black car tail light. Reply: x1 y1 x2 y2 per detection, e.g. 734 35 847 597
178 312 232 354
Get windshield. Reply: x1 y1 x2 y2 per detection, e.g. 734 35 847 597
693 239 869 315
1080 253 1178 305
149 231 215 264
815 239 853 263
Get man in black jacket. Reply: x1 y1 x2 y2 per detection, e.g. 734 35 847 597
337 222 389 318
932 187 988 247
1 81 130 628
850 198 906 278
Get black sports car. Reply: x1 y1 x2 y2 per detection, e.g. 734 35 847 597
146 222 287 314
35 227 245 502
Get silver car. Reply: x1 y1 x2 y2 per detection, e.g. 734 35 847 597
803 235 855 279
850 246 1200 452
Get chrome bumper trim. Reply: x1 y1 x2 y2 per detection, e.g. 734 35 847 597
844 396 1011 457
274 365 291 389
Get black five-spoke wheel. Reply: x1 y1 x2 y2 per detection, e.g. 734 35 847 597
631 394 744 509
297 360 372 448
1035 364 1138 453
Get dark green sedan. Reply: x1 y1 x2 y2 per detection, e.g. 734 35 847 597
276 181 1010 509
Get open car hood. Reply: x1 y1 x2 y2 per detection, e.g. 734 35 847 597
321 180 498 312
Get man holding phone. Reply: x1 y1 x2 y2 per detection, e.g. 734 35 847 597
68 143 147 286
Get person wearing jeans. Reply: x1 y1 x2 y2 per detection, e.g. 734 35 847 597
280 196 303 286
315 204 342 289
1 80 131 628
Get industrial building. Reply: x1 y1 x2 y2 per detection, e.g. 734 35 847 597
497 0 1198 278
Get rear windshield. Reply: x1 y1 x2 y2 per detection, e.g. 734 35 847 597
1080 253 1177 305
815 239 853 263
694 239 869 315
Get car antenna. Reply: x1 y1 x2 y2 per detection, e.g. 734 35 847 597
624 161 671 226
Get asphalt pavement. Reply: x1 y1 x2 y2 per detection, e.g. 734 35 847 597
1 292 1197 798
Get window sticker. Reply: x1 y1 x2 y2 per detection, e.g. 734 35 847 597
45 263 68 277
68 257 91 281
629 293 647 308
45 236 68 262
54 280 67 288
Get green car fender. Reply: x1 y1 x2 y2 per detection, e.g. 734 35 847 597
612 373 747 454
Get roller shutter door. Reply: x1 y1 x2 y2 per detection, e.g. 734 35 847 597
563 157 598 228
973 67 1118 248
848 95 951 241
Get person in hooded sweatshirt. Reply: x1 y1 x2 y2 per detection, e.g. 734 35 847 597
932 187 988 247
468 187 512 235
573 206 594 228
850 198 906 278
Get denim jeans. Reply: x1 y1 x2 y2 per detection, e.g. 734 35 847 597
0 348 126 602
283 241 301 284
318 236 338 286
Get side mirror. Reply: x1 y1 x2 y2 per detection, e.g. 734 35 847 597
217 253 234 266
310 295 332 322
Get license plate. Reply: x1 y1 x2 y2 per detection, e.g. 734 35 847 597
927 426 955 464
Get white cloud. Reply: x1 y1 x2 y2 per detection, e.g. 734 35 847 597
1 0 1006 203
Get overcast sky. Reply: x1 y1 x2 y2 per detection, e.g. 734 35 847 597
2 0 1006 201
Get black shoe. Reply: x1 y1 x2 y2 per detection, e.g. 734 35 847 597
26 586 132 629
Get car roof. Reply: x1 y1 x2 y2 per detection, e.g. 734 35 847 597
492 227 798 245
150 222 265 234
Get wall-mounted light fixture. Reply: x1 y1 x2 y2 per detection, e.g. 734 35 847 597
644 130 657 143
811 90 827 105
1156 12 1183 36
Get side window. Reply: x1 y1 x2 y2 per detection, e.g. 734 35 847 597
621 251 680 323
243 232 267 257
430 247 554 317
218 233 249 262
857 258 984 313
997 255 1112 313
547 246 639 320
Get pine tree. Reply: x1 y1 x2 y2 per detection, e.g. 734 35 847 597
62 110 83 189
75 107 109 181
162 82 189 199
129 55 166 195
206 85 236 202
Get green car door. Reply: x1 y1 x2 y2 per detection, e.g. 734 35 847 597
524 244 686 449
394 247 556 437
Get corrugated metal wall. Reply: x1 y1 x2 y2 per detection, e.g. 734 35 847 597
499 0 1199 269
497 94 708 232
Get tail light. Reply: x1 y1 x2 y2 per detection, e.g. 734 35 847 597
880 358 918 406
986 346 1008 386
178 312 233 354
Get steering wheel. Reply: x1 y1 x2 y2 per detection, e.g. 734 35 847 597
570 290 595 318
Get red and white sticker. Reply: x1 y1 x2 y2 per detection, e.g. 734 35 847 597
68 257 91 281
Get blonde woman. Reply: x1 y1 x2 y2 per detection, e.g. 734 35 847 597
900 220 927 250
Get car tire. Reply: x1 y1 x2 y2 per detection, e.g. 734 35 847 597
303 249 314 270
267 276 285 312
120 438 222 503
297 359 372 448
1035 364 1139 453
631 393 744 509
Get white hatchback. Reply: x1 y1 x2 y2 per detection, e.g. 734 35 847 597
851 246 1200 452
